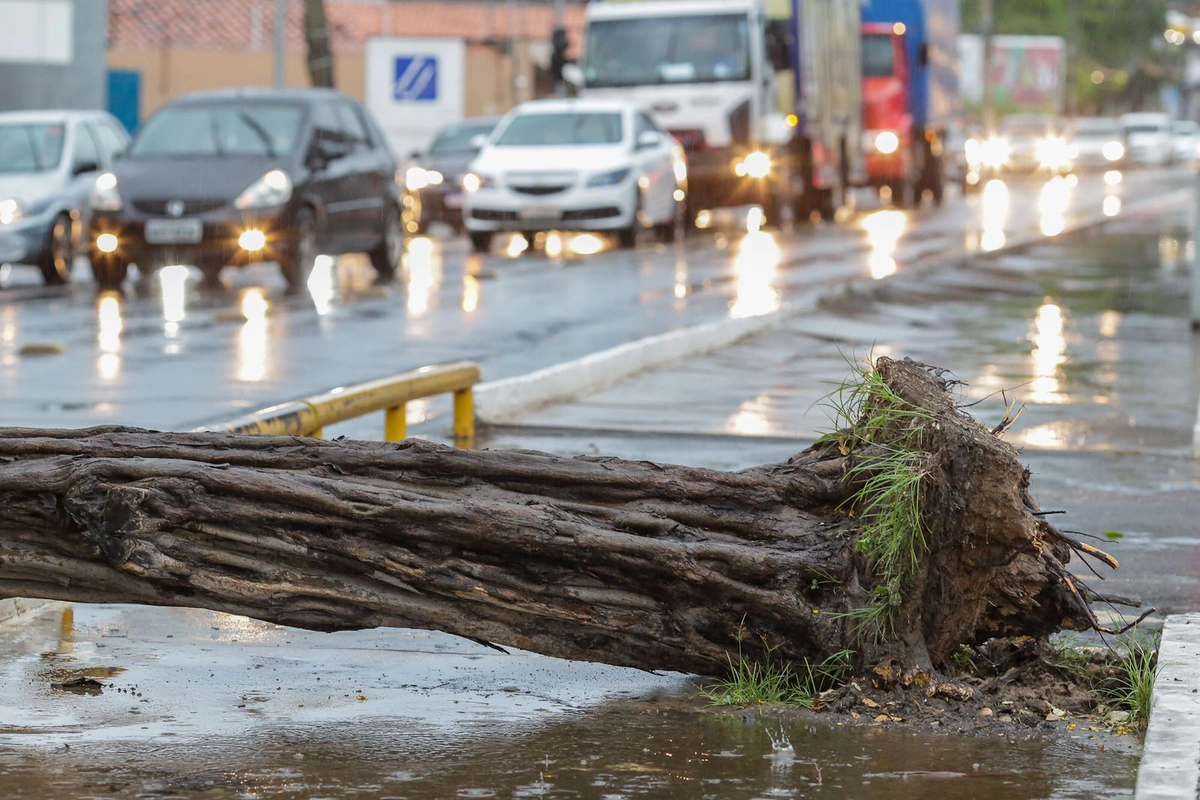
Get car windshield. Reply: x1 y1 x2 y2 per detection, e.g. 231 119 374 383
0 123 66 173
1126 123 1165 135
429 122 495 156
862 34 895 78
583 14 750 88
1000 117 1057 137
1070 119 1121 138
494 112 624 147
129 103 305 158
1176 122 1198 135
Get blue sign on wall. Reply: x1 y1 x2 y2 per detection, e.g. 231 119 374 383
107 69 141 134
393 56 438 102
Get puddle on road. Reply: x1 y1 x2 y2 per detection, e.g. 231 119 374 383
0 701 1136 798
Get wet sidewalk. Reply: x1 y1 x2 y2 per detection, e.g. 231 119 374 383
486 205 1200 618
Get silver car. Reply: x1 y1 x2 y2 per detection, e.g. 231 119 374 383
0 110 130 284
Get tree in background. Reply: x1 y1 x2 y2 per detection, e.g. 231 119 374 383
961 0 1174 114
304 0 335 89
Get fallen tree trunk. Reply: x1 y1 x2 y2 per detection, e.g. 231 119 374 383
0 359 1133 676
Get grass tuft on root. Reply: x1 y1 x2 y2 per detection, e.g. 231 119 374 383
700 641 853 708
819 358 934 639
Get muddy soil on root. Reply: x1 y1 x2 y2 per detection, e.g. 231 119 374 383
723 636 1142 754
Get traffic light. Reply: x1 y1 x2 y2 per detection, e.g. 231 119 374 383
550 27 570 82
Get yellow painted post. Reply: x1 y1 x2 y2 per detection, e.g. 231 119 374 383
453 388 475 449
384 403 407 441
312 428 324 439
58 606 74 655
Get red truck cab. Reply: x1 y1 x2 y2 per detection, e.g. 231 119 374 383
861 22 913 198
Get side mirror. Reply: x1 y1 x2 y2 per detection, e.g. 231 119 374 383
765 20 792 72
409 149 422 160
72 160 100 176
309 136 351 168
636 130 662 150
469 133 489 151
561 63 584 87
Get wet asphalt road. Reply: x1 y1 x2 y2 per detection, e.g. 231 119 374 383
0 168 1184 433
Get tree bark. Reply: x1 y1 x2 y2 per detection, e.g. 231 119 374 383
303 0 335 88
0 359 1128 676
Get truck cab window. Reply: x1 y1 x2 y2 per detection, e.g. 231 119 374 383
583 15 750 88
862 34 895 78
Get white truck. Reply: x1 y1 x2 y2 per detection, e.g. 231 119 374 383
569 0 864 224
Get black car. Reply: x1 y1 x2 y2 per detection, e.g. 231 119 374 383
88 88 403 291
403 116 499 233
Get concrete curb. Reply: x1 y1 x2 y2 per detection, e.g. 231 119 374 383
475 186 1188 424
1136 613 1200 799
475 311 787 423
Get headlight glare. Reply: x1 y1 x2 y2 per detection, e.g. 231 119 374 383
1102 140 1125 161
95 233 119 253
735 151 771 179
234 169 293 210
0 198 22 225
875 131 900 154
406 167 430 191
463 172 494 193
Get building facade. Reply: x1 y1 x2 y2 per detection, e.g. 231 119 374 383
0 0 109 112
106 0 586 129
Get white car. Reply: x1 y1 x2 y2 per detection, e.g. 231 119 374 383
462 99 686 253
1065 117 1127 170
1172 119 1200 165
1121 112 1173 166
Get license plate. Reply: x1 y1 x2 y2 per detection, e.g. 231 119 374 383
144 218 203 245
444 192 463 209
518 207 563 220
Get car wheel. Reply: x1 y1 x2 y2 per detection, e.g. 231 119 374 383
469 231 493 254
281 207 318 293
369 204 403 280
38 213 73 285
657 196 683 243
89 251 128 292
617 192 639 249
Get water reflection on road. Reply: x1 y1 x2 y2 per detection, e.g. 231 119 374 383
729 229 781 318
0 700 1136 799
861 209 907 279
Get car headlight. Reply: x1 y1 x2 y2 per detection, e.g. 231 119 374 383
586 167 631 187
462 172 495 193
735 151 771 179
0 198 23 225
90 172 122 212
1102 140 1125 161
874 131 900 154
407 166 443 192
234 169 292 210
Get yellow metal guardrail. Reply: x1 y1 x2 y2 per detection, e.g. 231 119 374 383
202 361 480 448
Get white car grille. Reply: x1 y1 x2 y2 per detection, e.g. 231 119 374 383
505 171 578 195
